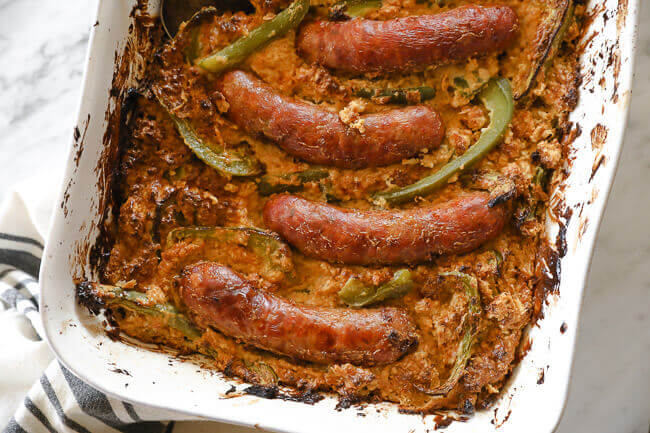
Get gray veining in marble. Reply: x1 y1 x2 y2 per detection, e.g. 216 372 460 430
0 1 647 432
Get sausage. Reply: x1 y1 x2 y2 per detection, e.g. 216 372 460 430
181 262 418 365
296 5 519 74
216 70 444 168
263 192 510 265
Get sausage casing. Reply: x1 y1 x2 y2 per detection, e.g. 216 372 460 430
181 262 418 365
216 70 444 168
296 5 519 74
263 192 510 265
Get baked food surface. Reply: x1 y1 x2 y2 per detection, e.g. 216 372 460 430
79 0 584 415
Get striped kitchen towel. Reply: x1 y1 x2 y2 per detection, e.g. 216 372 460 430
0 179 248 433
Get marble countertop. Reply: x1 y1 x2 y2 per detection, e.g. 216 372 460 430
0 1 647 432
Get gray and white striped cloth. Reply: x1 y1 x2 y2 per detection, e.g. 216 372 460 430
0 179 252 433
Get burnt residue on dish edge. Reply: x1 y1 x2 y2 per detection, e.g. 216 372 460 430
78 0 163 283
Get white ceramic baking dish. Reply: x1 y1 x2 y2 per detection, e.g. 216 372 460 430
40 0 639 431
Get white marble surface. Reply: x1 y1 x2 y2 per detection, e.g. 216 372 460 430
0 1 647 432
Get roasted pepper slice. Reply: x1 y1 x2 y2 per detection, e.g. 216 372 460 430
79 283 202 340
514 0 574 99
257 168 330 196
373 78 514 205
338 269 413 307
171 7 218 63
184 21 202 64
167 226 293 277
330 0 382 19
196 0 310 74
533 166 549 187
155 95 261 177
78 283 223 358
452 75 488 100
418 271 481 395
354 86 436 105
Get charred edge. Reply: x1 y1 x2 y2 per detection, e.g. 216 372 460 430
556 207 573 258
335 395 363 411
184 6 220 31
433 414 455 429
76 281 105 315
242 385 324 405
459 398 475 415
222 359 237 378
88 87 142 278
388 330 419 356
329 4 352 21
513 205 533 230
287 388 325 405
475 393 499 410
530 151 541 164
243 384 279 399
488 188 516 208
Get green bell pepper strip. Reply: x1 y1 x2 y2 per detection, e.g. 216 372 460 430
330 0 382 19
185 25 202 64
354 86 436 105
488 249 504 269
257 168 330 196
373 77 514 205
155 95 261 177
546 0 574 65
338 269 413 307
515 0 574 99
170 112 261 176
452 75 488 99
196 0 310 74
80 283 222 358
89 284 202 341
166 226 293 275
533 166 549 187
172 7 218 63
418 271 481 395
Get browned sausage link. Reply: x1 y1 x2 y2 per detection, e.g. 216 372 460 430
296 5 519 74
263 192 510 265
216 70 444 168
181 262 418 365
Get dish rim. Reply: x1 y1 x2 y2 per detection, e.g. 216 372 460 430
39 1 640 431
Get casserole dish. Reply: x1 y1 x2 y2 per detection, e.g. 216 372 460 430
40 0 638 431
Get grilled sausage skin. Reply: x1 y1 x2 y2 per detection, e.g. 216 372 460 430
181 262 419 365
216 70 444 168
263 192 510 265
296 5 519 74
